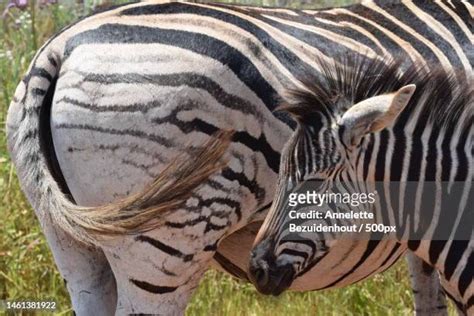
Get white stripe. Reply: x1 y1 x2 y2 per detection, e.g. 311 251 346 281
422 125 444 239
383 130 397 231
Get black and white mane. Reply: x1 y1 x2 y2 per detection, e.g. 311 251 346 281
280 55 473 132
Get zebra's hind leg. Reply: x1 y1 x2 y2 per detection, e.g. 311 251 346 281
407 252 448 316
36 213 117 315
103 229 218 316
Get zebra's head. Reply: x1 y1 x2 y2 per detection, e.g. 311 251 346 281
248 55 417 295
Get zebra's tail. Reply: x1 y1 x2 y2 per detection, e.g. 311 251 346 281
6 45 232 245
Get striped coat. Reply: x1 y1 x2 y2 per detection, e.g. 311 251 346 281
6 0 472 314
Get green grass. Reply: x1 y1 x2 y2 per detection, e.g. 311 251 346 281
0 1 455 315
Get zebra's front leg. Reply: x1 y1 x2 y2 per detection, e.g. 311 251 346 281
407 252 447 316
36 213 117 315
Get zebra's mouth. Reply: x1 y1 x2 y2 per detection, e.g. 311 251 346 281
248 239 296 296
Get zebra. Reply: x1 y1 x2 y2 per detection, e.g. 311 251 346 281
5 0 471 314
248 54 473 314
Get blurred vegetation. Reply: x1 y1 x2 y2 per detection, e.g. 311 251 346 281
0 1 454 315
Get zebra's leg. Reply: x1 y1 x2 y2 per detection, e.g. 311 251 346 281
407 252 448 316
5 66 117 316
33 212 117 315
102 227 220 315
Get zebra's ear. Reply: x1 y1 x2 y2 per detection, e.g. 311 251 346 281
338 84 416 147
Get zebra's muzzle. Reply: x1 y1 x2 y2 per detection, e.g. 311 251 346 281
248 239 296 296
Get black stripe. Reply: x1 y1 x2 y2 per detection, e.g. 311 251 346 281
135 235 194 262
151 99 281 173
57 96 164 113
389 125 405 217
189 196 242 221
64 23 278 111
47 55 57 68
165 215 210 228
428 240 448 265
221 168 266 203
390 125 405 182
38 77 74 200
441 123 455 181
403 101 430 238
32 88 47 96
30 67 53 81
233 131 281 174
80 72 266 120
55 123 173 147
120 2 313 81
204 222 228 233
203 241 218 252
130 279 178 294
375 131 388 181
444 240 468 281
165 214 228 233
432 131 472 243
455 125 470 182
416 127 439 237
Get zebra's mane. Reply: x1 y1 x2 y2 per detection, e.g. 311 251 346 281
279 55 473 132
